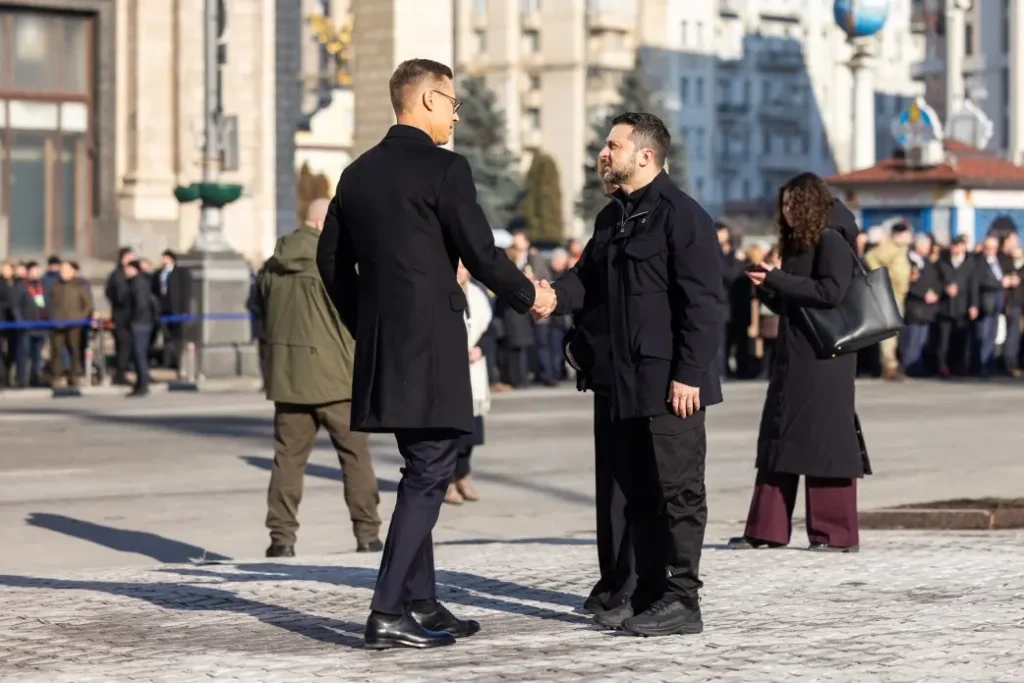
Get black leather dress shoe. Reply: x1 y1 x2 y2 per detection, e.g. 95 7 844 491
809 542 859 553
726 536 786 549
265 544 295 558
364 612 455 650
410 601 481 638
357 539 384 553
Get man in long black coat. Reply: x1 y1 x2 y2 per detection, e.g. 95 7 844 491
317 59 552 651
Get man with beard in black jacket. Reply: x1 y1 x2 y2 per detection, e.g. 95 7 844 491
903 234 941 376
541 112 723 637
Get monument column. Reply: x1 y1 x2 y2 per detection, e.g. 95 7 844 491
352 0 454 156
849 43 876 170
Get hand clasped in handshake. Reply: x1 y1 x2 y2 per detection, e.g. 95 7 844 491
531 279 557 320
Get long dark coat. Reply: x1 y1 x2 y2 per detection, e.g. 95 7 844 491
316 125 535 434
755 203 870 479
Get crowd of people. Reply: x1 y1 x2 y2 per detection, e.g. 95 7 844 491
0 249 192 395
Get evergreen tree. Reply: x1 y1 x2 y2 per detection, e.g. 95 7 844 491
577 55 689 224
453 77 522 228
521 150 565 241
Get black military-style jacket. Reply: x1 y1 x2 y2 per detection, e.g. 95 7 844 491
554 171 724 421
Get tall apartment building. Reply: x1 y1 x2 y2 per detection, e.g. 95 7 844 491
454 0 639 237
911 0 1024 164
642 0 924 216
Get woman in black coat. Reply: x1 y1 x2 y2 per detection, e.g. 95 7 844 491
729 173 869 553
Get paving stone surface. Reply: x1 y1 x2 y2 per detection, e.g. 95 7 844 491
1 531 1023 681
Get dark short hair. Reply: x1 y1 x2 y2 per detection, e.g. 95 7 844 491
891 222 911 235
609 112 671 166
69 260 81 271
162 249 177 262
25 260 38 270
47 255 61 266
389 59 454 113
118 247 134 260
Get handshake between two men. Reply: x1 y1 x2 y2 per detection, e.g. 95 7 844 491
530 279 558 320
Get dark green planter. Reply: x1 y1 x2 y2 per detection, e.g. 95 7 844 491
173 182 243 208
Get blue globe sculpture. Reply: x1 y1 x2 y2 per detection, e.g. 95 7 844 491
834 0 890 39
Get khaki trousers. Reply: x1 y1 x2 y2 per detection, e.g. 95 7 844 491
879 298 906 372
266 400 381 546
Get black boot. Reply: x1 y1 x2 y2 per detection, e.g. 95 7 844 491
622 596 703 637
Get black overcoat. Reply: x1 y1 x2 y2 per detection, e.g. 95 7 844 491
317 125 535 433
755 203 870 479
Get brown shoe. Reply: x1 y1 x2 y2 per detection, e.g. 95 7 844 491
455 476 480 502
490 382 513 393
444 483 464 505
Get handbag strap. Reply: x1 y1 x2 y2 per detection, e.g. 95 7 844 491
822 228 868 277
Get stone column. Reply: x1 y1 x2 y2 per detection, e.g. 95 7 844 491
351 0 454 157
118 0 179 254
1010 0 1024 163
849 43 876 171
944 0 967 122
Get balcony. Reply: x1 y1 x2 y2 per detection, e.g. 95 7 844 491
521 11 542 31
587 11 633 32
759 100 806 127
588 45 634 71
756 49 804 72
717 101 750 119
522 88 542 109
719 0 743 18
522 128 543 149
758 151 808 173
910 57 945 80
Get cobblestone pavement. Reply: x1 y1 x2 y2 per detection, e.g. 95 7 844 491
1 531 1023 682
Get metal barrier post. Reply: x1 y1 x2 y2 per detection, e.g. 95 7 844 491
97 322 110 386
185 342 197 384
84 344 94 387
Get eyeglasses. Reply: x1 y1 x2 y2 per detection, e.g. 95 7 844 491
432 90 462 114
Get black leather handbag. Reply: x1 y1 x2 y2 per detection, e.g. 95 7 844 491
799 232 904 359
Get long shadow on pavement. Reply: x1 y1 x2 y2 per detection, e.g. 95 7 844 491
0 574 364 647
165 563 590 627
25 513 231 563
239 455 399 492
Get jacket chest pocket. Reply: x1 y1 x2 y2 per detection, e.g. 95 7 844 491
622 236 669 295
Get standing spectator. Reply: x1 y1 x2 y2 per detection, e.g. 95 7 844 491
510 229 556 386
864 223 912 381
125 260 157 397
902 234 941 376
969 235 1008 376
445 261 492 505
258 198 382 557
16 262 48 387
717 223 745 378
247 267 268 388
998 232 1023 377
732 183 868 553
154 250 191 372
567 238 583 269
936 235 974 376
105 247 136 385
547 247 572 381
48 261 93 388
753 246 782 378
0 262 14 387
497 246 535 388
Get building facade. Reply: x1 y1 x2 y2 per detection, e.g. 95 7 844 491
910 0 1024 164
0 0 296 271
454 0 638 237
644 0 924 216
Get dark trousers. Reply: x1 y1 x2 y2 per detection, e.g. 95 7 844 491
49 328 83 384
937 318 970 373
371 428 460 616
480 330 500 385
113 320 132 383
453 448 472 480
16 332 46 386
900 323 931 376
130 323 153 391
975 314 1000 373
611 410 707 603
162 322 185 370
502 347 530 387
1003 307 1022 371
531 321 556 383
588 393 636 607
744 470 859 548
267 400 381 546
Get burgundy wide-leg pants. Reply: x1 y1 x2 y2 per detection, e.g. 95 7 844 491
743 469 859 548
